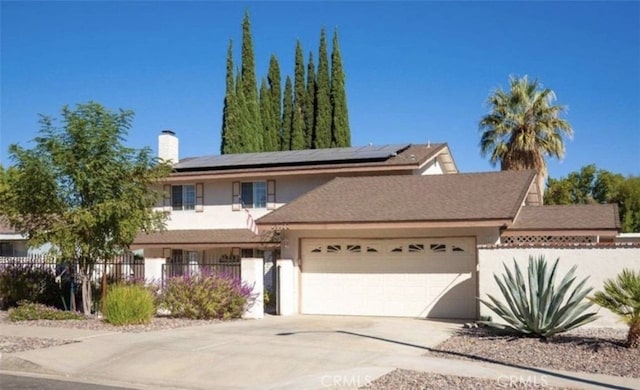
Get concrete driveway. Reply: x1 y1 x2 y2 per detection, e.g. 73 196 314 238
3 315 461 389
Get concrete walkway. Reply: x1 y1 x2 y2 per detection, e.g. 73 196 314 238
1 315 638 390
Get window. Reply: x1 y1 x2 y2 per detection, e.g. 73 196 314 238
172 185 195 211
241 182 266 209
0 242 14 256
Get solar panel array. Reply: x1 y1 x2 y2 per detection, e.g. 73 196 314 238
174 144 410 171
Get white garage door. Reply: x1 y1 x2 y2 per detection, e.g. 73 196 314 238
301 238 476 319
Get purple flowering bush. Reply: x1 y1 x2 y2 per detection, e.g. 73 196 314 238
160 271 254 320
0 264 63 310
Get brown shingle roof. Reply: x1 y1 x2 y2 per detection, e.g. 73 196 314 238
257 170 536 225
132 229 270 247
0 217 17 234
510 204 620 231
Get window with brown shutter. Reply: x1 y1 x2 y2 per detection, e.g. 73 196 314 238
163 184 171 212
232 181 241 211
267 180 276 210
195 183 204 212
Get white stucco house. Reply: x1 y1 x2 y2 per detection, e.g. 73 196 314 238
133 131 634 325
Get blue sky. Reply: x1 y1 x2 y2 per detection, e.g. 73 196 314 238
1 1 639 179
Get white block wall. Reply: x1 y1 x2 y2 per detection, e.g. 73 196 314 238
478 246 640 328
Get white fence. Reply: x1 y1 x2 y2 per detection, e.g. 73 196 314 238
478 244 640 328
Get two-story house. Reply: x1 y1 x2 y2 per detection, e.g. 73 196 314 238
133 130 620 320
132 130 459 290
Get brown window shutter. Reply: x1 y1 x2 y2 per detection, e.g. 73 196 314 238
163 184 171 212
232 181 241 211
195 183 204 212
267 180 276 210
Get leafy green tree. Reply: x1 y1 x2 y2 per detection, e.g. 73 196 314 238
314 28 332 149
330 29 350 148
221 40 239 154
267 55 282 150
545 165 640 232
305 51 316 148
0 102 170 314
238 11 262 152
281 76 293 150
479 76 573 194
260 78 278 151
293 41 307 150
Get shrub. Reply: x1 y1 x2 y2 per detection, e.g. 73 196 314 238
103 283 155 326
8 301 85 321
479 255 598 338
0 264 63 310
591 269 640 348
160 272 254 320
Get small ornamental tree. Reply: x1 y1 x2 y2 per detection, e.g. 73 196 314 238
0 102 170 314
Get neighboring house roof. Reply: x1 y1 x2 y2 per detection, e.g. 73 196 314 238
257 170 537 227
131 229 278 249
509 204 620 232
167 143 457 180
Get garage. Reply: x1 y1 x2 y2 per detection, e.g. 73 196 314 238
300 237 477 319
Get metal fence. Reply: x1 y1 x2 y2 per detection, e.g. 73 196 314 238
0 254 145 284
161 262 241 286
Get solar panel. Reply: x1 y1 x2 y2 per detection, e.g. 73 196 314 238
174 144 411 171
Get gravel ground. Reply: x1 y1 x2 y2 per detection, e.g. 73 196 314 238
427 327 639 378
0 310 223 353
363 369 569 390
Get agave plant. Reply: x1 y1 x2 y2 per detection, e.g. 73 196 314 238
479 255 598 338
590 269 640 348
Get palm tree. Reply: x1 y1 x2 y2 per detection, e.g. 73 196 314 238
479 76 573 197
591 269 640 348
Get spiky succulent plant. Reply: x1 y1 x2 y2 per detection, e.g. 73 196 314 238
479 255 598 338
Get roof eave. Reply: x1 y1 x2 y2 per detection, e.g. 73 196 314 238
257 219 512 230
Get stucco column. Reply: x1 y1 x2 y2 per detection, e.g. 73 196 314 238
276 258 295 316
241 257 264 319
144 258 166 286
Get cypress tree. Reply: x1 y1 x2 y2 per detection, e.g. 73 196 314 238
235 72 250 153
240 10 262 152
281 76 293 151
293 41 307 149
267 55 282 150
221 40 238 154
330 29 351 147
305 52 316 149
291 104 305 150
260 78 278 151
314 28 331 149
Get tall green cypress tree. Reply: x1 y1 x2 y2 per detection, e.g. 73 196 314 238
260 78 278 151
291 104 305 150
293 41 307 150
281 76 293 151
240 10 262 152
221 40 238 154
235 72 250 153
330 29 351 147
267 55 282 150
314 28 331 149
305 52 316 149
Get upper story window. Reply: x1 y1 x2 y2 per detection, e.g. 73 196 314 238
232 180 276 211
241 182 266 209
172 185 196 211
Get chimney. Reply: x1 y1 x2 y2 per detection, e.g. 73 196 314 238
158 130 179 164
